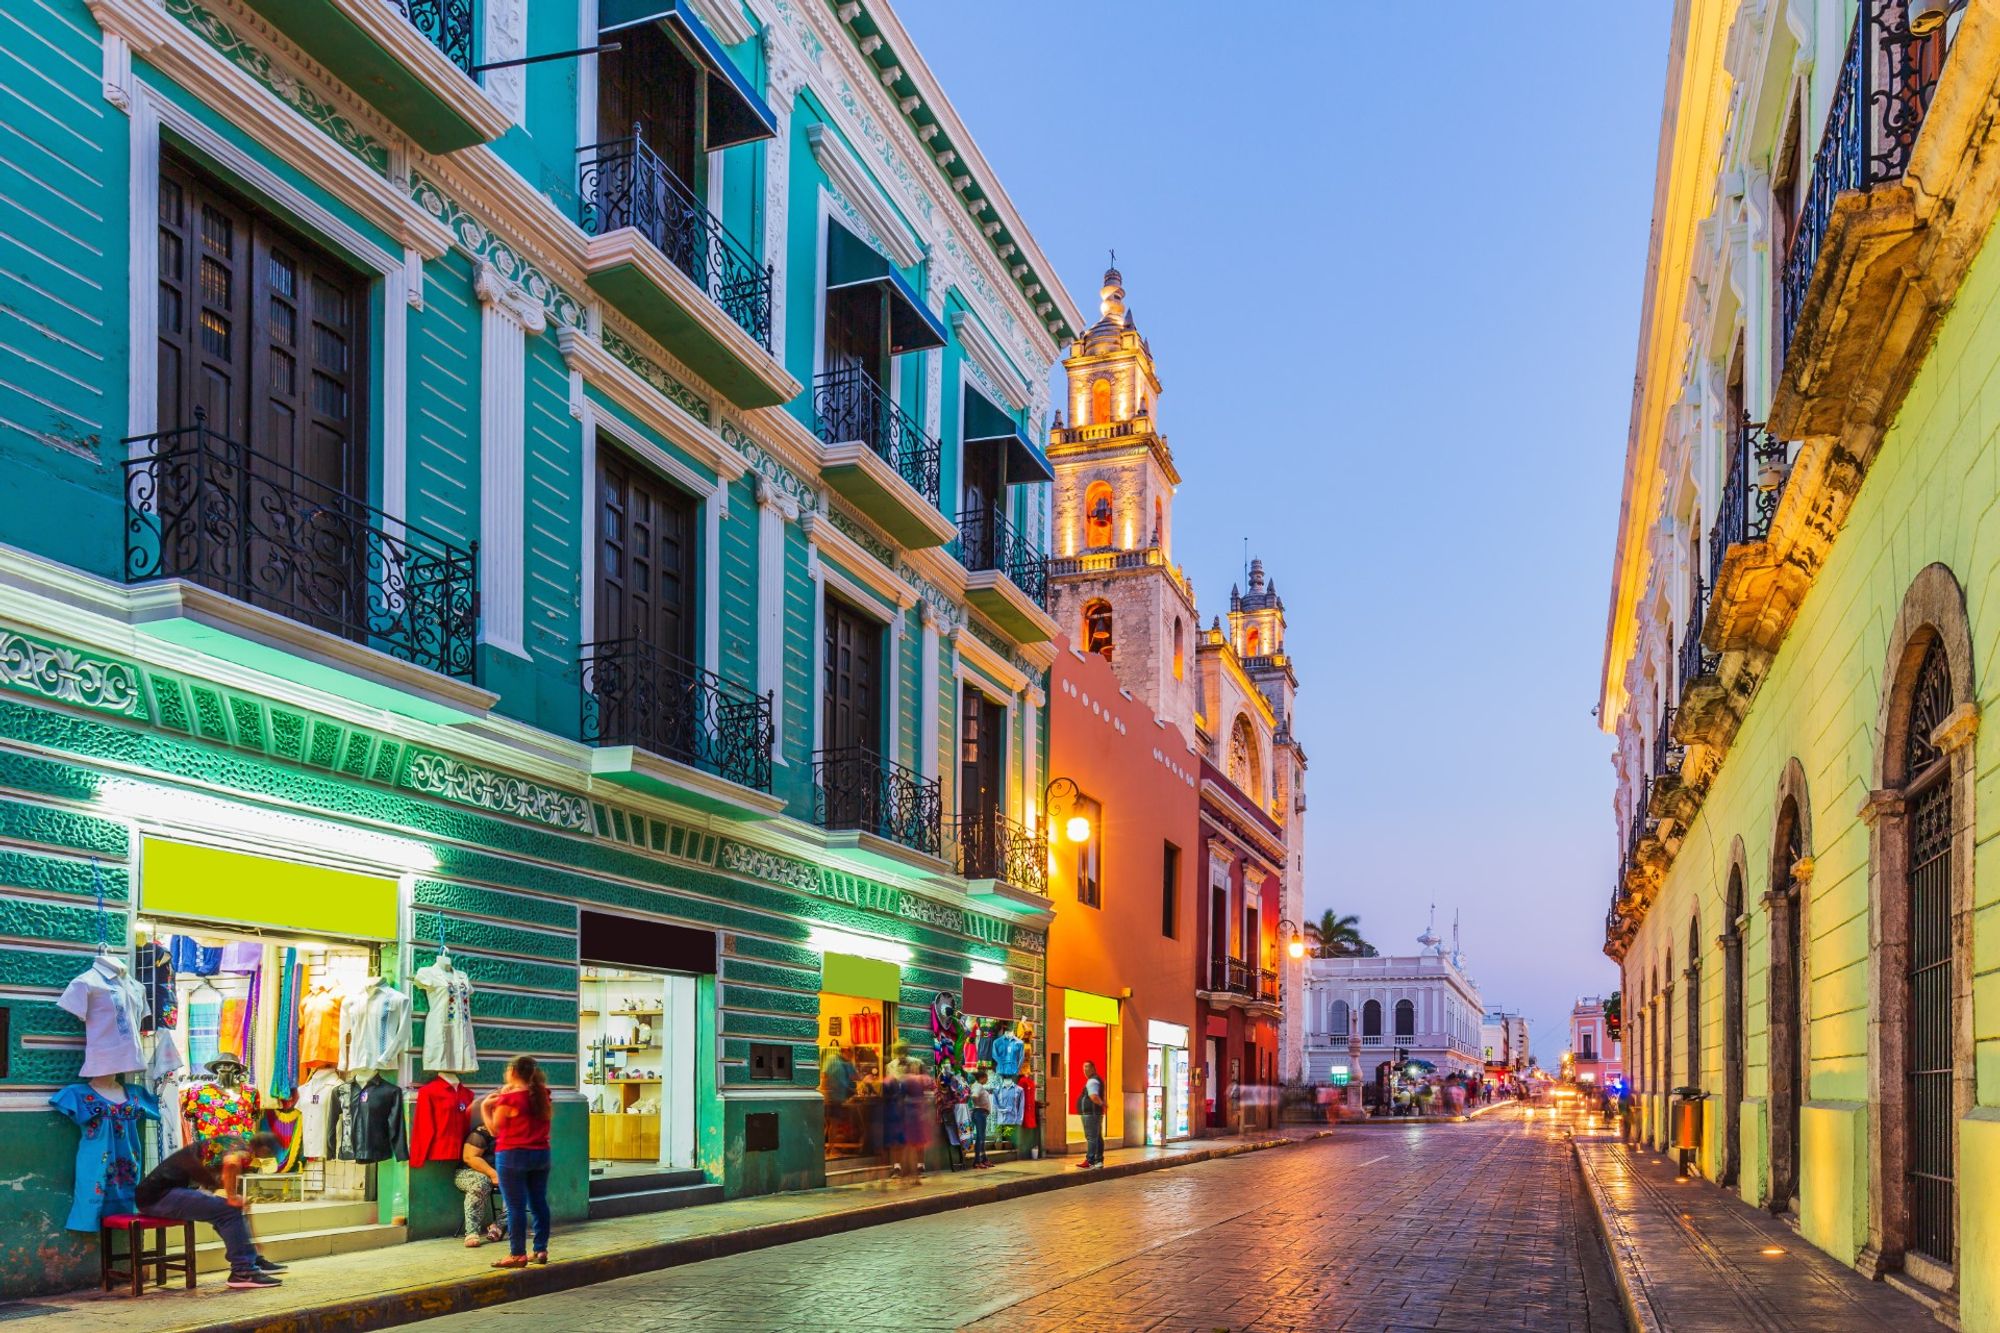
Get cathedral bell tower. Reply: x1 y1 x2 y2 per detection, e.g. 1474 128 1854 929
1046 263 1199 735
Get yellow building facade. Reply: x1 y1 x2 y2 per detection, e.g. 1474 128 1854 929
1602 3 2000 1326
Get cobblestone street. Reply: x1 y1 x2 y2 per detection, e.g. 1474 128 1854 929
429 1106 1622 1332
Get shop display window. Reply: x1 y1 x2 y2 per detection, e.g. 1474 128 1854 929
817 993 892 1161
579 966 696 1178
133 918 379 1204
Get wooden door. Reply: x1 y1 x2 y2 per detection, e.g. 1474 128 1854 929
596 449 698 662
822 596 881 755
961 441 1004 561
598 20 699 187
958 685 1004 874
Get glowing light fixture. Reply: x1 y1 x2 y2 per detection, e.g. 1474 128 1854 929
968 960 1008 984
1065 813 1092 844
92 779 437 872
805 925 913 965
1045 776 1091 843
1910 0 1964 37
1286 932 1306 961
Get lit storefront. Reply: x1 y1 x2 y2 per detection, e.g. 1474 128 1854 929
1145 1019 1191 1145
817 947 903 1165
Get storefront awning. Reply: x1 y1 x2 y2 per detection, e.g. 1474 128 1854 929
827 223 948 354
599 0 777 150
963 385 1053 484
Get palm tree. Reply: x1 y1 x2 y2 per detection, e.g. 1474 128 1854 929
1306 910 1368 958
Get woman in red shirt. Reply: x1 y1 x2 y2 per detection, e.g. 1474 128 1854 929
483 1055 553 1268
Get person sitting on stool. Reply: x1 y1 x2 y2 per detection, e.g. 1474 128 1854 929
134 1132 285 1289
456 1098 508 1246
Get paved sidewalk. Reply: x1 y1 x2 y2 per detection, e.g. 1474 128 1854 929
1574 1128 1937 1331
0 1128 1332 1333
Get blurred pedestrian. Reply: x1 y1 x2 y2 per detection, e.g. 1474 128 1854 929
895 1046 933 1185
820 1039 856 1153
485 1054 552 1268
1076 1060 1105 1167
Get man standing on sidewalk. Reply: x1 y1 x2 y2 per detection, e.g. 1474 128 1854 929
1076 1062 1105 1168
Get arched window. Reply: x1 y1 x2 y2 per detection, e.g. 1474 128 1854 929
1722 861 1746 1186
1770 789 1807 1207
1362 999 1382 1038
1082 599 1114 662
1330 999 1349 1037
1083 480 1114 549
1246 627 1262 657
1090 378 1112 424
1228 716 1259 800
1172 618 1184 680
1152 496 1164 545
1394 999 1415 1040
1901 638 1956 1263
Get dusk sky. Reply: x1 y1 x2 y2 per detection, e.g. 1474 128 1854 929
900 1 1671 1063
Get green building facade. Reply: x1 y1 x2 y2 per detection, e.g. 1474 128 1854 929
0 0 1081 1295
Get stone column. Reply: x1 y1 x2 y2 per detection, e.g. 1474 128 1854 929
755 478 798 762
475 262 546 660
917 602 940 782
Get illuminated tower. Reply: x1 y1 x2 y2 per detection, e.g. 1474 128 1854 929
1046 263 1199 735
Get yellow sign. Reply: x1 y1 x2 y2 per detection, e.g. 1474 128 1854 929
822 952 901 1002
141 837 399 940
1064 988 1119 1026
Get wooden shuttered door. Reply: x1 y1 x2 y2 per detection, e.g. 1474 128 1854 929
822 596 880 755
596 448 699 663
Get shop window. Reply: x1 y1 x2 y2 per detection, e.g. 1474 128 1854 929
819 992 894 1162
580 965 699 1177
1083 599 1114 661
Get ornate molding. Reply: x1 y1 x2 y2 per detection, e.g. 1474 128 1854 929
805 124 924 268
1859 789 1907 827
0 631 145 718
404 752 592 833
1930 701 1980 756
474 261 548 333
410 169 585 330
952 311 1033 410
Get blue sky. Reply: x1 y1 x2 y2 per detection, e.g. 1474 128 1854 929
898 1 1670 1063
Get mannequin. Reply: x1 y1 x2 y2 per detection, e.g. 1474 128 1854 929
86 1074 129 1104
415 948 477 1075
183 1055 260 1145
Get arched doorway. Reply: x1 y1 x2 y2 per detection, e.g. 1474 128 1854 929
1768 788 1808 1214
1686 915 1702 1095
1864 563 1977 1282
1722 862 1746 1186
1362 999 1382 1041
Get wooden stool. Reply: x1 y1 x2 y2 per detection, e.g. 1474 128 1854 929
99 1215 196 1296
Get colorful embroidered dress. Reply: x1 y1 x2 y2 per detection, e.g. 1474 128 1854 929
182 1081 260 1141
49 1083 158 1231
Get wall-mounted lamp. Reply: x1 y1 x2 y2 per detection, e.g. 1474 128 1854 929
1046 776 1091 843
1909 0 1966 37
1278 916 1306 961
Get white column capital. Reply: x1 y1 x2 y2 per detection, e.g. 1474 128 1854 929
755 474 801 520
475 262 546 334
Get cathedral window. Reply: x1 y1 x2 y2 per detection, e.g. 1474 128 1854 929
1228 715 1259 800
1246 627 1262 657
1084 481 1114 549
1172 617 1185 680
1083 599 1114 661
1091 378 1112 424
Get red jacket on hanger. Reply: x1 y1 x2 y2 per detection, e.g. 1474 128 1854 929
409 1075 475 1167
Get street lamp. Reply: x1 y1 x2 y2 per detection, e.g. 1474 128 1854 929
1277 916 1306 961
1045 776 1092 843
1909 0 1967 37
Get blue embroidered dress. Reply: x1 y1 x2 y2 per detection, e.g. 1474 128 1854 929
50 1082 158 1230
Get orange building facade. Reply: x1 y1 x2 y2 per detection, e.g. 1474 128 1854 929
1043 638 1202 1152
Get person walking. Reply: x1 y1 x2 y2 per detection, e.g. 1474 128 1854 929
454 1097 507 1247
133 1131 286 1289
1076 1061 1105 1168
968 1068 993 1168
484 1055 552 1269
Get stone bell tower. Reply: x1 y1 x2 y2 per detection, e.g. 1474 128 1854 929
1046 263 1200 737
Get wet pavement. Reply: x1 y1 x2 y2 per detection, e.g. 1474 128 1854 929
426 1104 1622 1332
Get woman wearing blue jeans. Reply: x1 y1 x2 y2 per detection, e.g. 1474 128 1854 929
484 1055 553 1267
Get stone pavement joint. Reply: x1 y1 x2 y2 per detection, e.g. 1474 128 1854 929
0 1129 1335 1333
1574 1127 1938 1332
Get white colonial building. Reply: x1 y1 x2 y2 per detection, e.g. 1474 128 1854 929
1302 922 1484 1083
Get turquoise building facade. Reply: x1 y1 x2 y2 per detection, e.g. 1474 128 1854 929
0 0 1079 1293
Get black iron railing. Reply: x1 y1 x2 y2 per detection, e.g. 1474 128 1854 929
1259 967 1279 1003
812 367 942 508
1781 2 1950 357
1708 415 1790 579
1678 578 1717 694
390 0 477 76
578 129 773 350
579 639 773 792
955 505 1048 609
1653 703 1685 780
1203 957 1274 1000
945 809 1048 896
123 413 477 679
812 745 941 855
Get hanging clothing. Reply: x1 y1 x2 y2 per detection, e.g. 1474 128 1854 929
1018 1073 1038 1130
409 1075 475 1167
133 942 176 1034
217 941 262 974
260 1107 303 1172
299 987 345 1070
330 1075 408 1164
182 1080 260 1142
266 949 301 1100
185 996 221 1069
58 957 149 1078
217 997 251 1064
296 1067 344 1161
993 1079 1025 1127
147 1031 187 1157
49 1082 158 1231
168 935 220 977
850 1007 880 1046
412 960 478 1073
339 979 412 1071
992 1032 1024 1077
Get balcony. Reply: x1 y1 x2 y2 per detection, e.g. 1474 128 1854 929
237 0 512 152
813 745 943 864
578 133 794 410
1201 956 1280 1009
1702 416 1794 655
1773 2 1951 439
1047 545 1195 602
955 505 1054 645
945 810 1048 912
122 415 491 723
579 639 778 816
812 368 953 549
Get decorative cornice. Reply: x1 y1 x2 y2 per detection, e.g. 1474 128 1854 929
803 512 919 608
558 328 750 484
951 310 1032 410
474 261 548 333
805 124 925 268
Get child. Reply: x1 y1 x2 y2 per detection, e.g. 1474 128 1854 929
969 1068 994 1168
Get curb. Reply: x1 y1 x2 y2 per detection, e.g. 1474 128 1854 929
1572 1133 1663 1333
177 1131 1337 1333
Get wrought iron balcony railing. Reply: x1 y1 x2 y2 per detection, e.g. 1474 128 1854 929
954 505 1049 609
578 129 774 350
579 639 773 792
812 745 941 856
123 413 478 679
1652 703 1685 780
1780 2 1950 359
390 0 477 76
1678 578 1717 695
1202 956 1277 1001
1708 415 1790 580
812 367 942 509
945 809 1048 896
